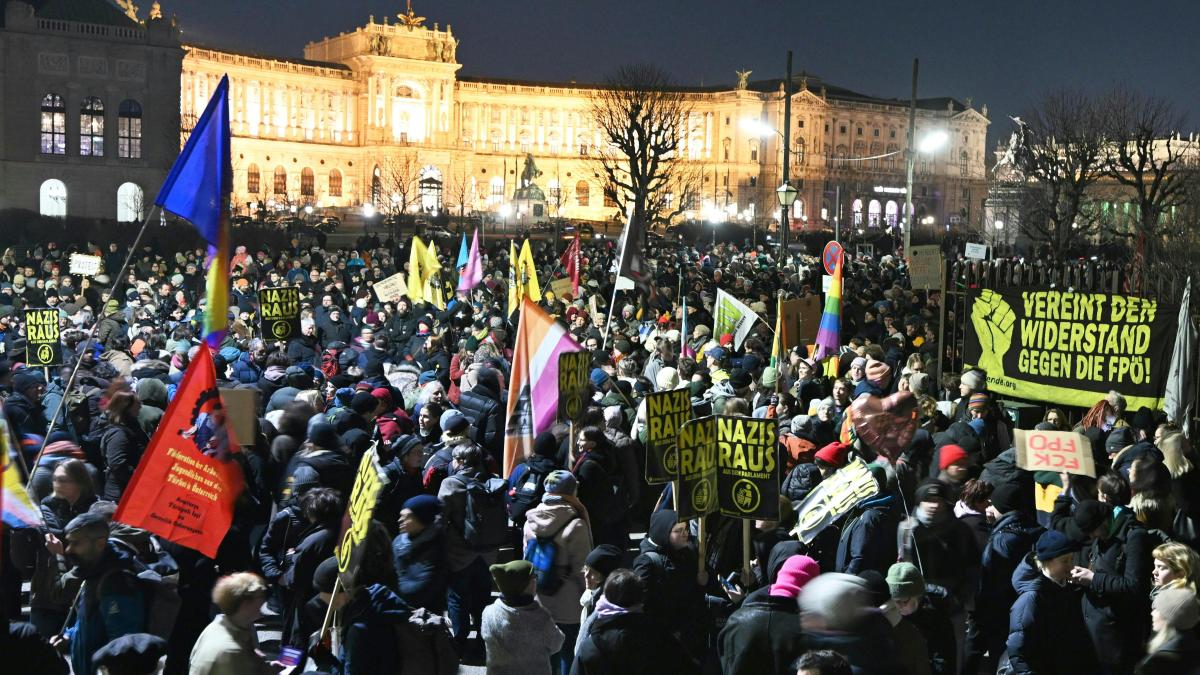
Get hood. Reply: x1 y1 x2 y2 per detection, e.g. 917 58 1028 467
135 377 168 408
525 502 580 537
766 540 805 583
646 509 678 551
1011 554 1044 594
263 365 288 382
77 540 136 580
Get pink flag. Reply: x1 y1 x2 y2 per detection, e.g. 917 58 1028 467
458 228 483 292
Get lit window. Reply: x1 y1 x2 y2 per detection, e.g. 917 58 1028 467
247 164 260 194
118 99 142 159
575 180 589 206
39 179 67 217
301 167 315 197
40 94 66 155
274 166 287 195
80 97 105 157
117 182 143 222
329 169 342 197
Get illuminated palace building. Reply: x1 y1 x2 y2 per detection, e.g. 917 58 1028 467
12 2 989 232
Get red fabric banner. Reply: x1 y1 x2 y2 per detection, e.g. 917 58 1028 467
115 347 244 558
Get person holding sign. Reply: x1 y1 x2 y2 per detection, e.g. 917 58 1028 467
1007 530 1099 674
632 510 713 664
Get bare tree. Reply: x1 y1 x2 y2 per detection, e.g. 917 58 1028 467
590 64 697 229
1101 87 1192 258
443 163 473 227
376 152 422 217
1011 89 1108 256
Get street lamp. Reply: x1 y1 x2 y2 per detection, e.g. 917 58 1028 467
362 203 375 218
499 203 512 233
903 128 948 252
776 181 798 260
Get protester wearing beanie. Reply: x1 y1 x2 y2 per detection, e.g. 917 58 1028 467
521 468 592 673
717 555 811 675
814 441 850 471
1007 529 1097 674
480 560 564 675
1140 587 1200 672
507 430 563 528
390 491 450 615
633 509 710 660
799 572 903 672
280 424 353 500
937 444 970 494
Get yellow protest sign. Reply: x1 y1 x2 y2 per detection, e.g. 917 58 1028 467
336 445 387 583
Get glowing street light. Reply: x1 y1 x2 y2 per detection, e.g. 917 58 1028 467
362 203 376 218
917 129 949 154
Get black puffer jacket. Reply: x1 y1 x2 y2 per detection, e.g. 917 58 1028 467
99 421 150 501
572 610 697 675
458 381 504 464
1007 556 1098 674
717 588 803 675
1081 508 1153 670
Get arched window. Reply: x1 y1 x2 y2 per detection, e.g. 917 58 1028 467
116 182 144 222
40 94 66 155
489 176 504 205
246 164 260 194
371 166 382 205
749 140 759 163
118 100 142 159
273 166 287 195
80 97 104 156
885 200 899 227
792 198 805 220
868 199 882 227
851 198 863 226
419 166 442 212
39 179 67 218
547 179 561 206
300 167 315 197
960 151 969 177
794 137 806 166
576 180 590 207
328 169 342 197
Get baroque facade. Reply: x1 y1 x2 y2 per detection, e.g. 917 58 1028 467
1 0 182 221
181 11 990 233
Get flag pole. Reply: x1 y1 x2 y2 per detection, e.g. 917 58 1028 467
26 205 161 484
600 279 620 352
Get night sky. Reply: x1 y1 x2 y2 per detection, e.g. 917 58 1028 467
175 0 1200 148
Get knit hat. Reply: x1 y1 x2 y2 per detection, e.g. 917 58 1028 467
1153 588 1200 630
960 370 985 391
967 392 989 413
798 572 870 631
1036 529 1082 561
815 442 850 468
307 422 340 450
656 366 681 391
719 333 734 347
440 409 469 433
989 481 1027 514
489 560 535 597
728 369 752 390
909 372 930 396
886 562 925 600
769 555 820 599
1106 427 1135 456
914 478 949 503
350 391 377 416
938 444 969 471
760 367 779 390
1068 499 1110 541
967 418 986 436
543 470 578 497
402 494 441 526
850 356 867 370
858 570 892 606
584 544 624 577
392 434 423 460
865 359 892 388
370 387 393 408
12 369 44 394
533 431 559 459
313 556 341 593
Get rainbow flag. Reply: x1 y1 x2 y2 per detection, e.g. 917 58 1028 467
502 297 583 476
813 249 843 362
1 406 40 529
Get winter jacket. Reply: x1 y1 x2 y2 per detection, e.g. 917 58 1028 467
480 597 564 675
1136 630 1200 675
9 493 96 614
341 584 411 675
1007 556 1098 674
458 382 504 464
976 510 1043 639
99 421 150 501
522 501 593 624
1081 507 1153 669
278 448 353 504
188 614 275 675
781 462 824 504
632 524 708 655
231 352 264 385
572 609 698 675
897 511 980 609
286 336 318 367
256 506 310 583
67 543 147 675
835 493 900 575
391 523 449 613
7 390 48 438
717 590 804 675
800 611 905 675
437 464 501 572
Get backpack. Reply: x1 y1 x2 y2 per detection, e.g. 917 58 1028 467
395 607 459 675
454 473 509 551
64 383 103 438
320 348 341 379
93 548 182 641
508 463 551 525
573 450 628 522
523 515 577 596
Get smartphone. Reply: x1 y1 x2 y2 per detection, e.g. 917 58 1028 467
278 646 303 667
721 571 740 590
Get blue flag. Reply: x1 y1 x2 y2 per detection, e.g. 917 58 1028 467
155 74 231 247
456 232 469 269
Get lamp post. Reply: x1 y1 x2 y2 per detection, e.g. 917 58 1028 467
499 203 512 235
776 181 798 263
903 58 919 256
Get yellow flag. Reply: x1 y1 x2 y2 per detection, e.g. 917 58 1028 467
425 241 445 310
507 240 519 316
518 239 542 302
407 237 427 304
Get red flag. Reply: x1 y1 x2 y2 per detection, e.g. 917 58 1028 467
115 347 244 558
560 232 581 297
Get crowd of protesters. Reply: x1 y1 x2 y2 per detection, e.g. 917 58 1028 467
1 229 1199 675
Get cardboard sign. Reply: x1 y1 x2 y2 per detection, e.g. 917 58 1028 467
336 445 388 585
908 245 944 290
24 308 61 367
716 416 779 520
1014 429 1096 478
372 272 408 303
644 389 693 484
780 296 821 352
791 458 879 543
219 388 259 446
258 287 301 341
549 278 575 300
69 253 102 276
676 417 717 520
114 347 244 557
557 351 591 423
965 242 988 260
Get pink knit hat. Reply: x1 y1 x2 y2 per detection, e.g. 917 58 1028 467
770 555 821 598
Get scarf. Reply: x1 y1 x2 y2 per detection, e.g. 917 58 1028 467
542 493 592 530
